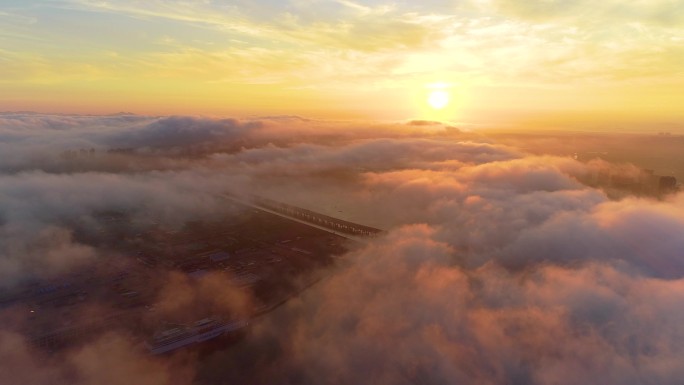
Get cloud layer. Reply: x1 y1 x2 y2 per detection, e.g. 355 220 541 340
1 113 683 384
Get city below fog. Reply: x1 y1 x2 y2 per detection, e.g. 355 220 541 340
1 113 684 384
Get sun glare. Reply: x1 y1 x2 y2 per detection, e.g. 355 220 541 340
428 90 450 110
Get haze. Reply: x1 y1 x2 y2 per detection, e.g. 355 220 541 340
1 1 684 385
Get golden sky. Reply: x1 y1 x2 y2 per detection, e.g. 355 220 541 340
1 0 683 129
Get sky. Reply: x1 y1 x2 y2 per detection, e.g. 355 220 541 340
1 0 683 129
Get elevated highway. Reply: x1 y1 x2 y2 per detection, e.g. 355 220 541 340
224 194 384 241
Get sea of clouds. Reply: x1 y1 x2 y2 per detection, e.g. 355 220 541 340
1 113 683 385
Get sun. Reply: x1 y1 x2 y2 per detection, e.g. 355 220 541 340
428 90 450 110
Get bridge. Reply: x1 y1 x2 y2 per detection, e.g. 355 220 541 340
224 194 384 240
